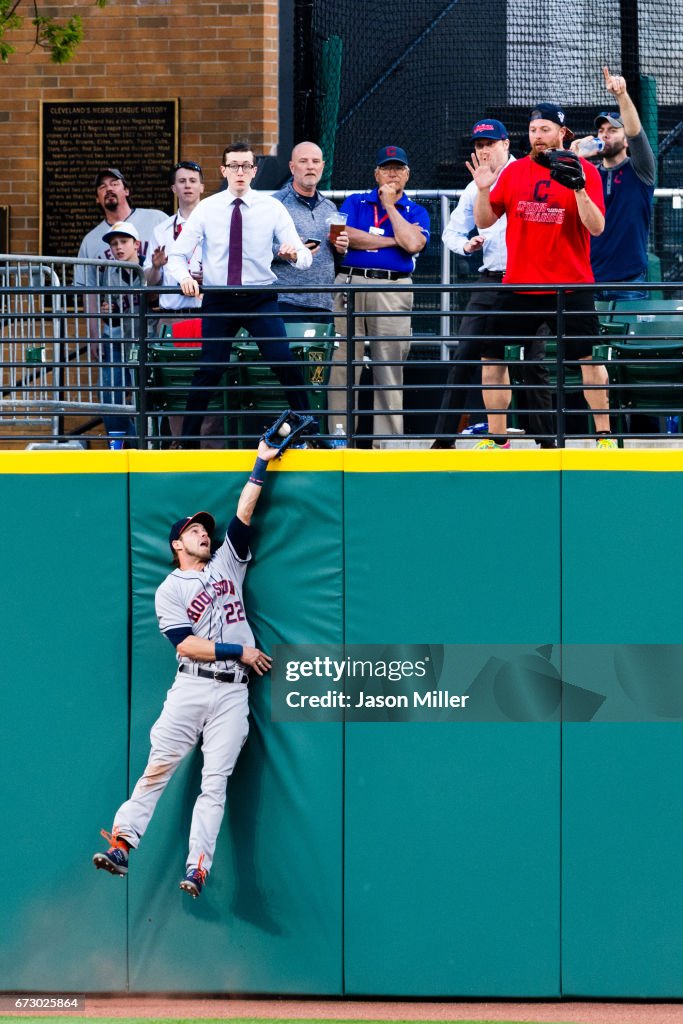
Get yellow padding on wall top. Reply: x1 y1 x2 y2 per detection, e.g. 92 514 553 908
0 451 131 474
127 449 344 472
3 449 683 474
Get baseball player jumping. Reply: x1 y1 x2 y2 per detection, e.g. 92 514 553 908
93 434 286 898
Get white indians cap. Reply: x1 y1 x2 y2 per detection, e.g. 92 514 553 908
102 221 140 244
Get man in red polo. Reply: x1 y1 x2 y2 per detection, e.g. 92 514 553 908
469 102 614 449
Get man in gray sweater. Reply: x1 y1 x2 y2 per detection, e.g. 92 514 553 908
272 142 349 324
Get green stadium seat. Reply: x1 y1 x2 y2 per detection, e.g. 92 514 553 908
600 339 683 435
624 318 683 341
146 340 242 446
233 322 335 441
609 298 683 325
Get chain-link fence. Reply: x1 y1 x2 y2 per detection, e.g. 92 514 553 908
304 0 683 280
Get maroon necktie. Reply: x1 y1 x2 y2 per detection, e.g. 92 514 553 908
227 198 243 285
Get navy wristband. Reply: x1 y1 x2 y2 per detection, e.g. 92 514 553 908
215 643 244 659
249 456 268 486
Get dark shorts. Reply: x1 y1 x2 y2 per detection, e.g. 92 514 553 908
481 290 599 360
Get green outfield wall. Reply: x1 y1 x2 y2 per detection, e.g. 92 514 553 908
1 448 682 998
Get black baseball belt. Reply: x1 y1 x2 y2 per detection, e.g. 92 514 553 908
341 266 411 282
178 663 248 684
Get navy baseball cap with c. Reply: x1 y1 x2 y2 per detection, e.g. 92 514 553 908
376 145 409 166
471 118 509 141
529 103 575 139
169 511 215 551
595 110 624 129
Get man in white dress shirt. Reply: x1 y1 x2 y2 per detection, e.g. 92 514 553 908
167 142 313 447
144 160 205 326
433 119 554 447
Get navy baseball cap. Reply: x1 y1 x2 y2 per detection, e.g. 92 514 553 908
95 167 129 189
169 511 215 551
375 145 409 166
471 118 509 142
595 110 624 129
529 103 575 139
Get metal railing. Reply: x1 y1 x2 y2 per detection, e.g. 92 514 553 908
2 256 683 449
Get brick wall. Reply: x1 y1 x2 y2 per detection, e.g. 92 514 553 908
0 0 280 255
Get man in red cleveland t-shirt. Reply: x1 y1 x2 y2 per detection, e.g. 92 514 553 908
468 102 614 449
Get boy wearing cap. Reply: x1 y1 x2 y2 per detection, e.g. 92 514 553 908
93 436 281 898
97 221 145 440
469 102 615 448
76 169 167 339
327 145 431 445
571 66 655 300
77 168 167 273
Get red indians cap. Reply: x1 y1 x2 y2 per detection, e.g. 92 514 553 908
168 511 215 551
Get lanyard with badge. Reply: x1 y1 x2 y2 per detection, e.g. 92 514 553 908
369 205 389 236
365 203 389 251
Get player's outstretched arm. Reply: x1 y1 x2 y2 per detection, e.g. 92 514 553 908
236 439 280 526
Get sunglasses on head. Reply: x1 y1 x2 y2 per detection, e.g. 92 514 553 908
172 161 203 177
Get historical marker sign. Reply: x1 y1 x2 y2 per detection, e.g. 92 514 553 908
40 100 178 257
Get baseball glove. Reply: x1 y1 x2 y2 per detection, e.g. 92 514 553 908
262 409 318 455
534 149 586 191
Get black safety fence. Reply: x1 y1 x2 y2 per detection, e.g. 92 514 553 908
3 257 683 450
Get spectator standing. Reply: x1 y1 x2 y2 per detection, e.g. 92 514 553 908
433 119 555 449
166 142 313 447
327 145 430 445
97 221 144 441
144 160 206 328
471 102 615 448
571 66 656 301
76 168 167 340
271 142 349 323
77 169 166 283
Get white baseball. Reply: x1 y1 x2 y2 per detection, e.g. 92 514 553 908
278 422 291 437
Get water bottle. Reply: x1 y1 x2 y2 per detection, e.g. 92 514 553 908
461 421 488 436
330 423 347 448
577 137 605 158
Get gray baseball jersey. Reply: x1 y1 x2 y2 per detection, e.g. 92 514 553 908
75 207 168 286
155 520 255 671
108 516 254 874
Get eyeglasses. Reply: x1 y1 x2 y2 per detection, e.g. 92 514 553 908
173 161 203 175
224 162 256 172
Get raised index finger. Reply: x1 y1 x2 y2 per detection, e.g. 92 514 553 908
603 65 611 83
